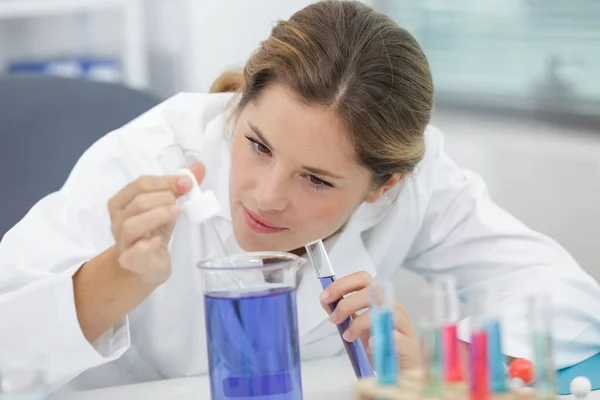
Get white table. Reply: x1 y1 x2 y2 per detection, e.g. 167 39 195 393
51 356 597 400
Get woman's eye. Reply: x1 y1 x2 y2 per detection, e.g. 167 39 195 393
245 135 271 155
254 141 270 154
307 174 333 190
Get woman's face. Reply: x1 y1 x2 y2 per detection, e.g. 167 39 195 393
229 84 389 253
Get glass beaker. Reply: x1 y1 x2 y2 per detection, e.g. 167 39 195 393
198 252 306 400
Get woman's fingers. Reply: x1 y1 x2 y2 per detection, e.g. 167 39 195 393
120 205 182 248
330 298 415 338
320 271 373 314
368 331 422 371
340 302 415 340
118 235 169 284
341 310 371 342
187 162 206 184
393 302 417 339
328 289 369 324
122 191 178 218
109 175 191 212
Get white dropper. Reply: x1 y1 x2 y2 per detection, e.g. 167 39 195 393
177 168 227 257
177 168 220 223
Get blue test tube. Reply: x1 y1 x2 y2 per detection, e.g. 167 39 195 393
305 240 374 379
484 288 507 393
370 279 398 385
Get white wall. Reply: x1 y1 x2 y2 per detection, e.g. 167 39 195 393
437 112 600 280
182 0 314 93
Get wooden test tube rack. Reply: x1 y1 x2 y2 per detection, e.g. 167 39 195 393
353 370 546 400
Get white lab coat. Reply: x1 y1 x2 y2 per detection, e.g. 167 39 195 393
1 92 600 394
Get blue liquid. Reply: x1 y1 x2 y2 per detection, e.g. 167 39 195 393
205 288 303 400
486 320 507 393
319 276 374 378
371 309 398 385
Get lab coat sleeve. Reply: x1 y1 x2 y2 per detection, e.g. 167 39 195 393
0 128 141 391
403 126 600 368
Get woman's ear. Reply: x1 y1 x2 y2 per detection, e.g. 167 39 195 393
365 174 403 203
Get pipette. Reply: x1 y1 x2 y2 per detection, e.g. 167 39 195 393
370 279 398 385
305 240 374 378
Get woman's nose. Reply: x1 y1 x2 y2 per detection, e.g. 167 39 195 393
253 171 288 212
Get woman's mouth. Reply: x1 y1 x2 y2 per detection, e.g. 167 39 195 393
242 205 288 234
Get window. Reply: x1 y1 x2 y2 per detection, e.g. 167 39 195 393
373 0 600 124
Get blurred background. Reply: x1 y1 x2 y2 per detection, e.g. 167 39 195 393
1 0 599 317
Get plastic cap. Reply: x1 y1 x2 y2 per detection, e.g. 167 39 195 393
177 168 221 223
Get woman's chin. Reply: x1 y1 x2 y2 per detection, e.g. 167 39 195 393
233 227 276 252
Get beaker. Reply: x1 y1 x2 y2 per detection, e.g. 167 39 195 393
198 252 306 400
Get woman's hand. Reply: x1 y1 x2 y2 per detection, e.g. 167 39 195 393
319 271 421 370
108 162 205 286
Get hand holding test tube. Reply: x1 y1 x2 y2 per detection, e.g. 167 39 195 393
305 240 374 378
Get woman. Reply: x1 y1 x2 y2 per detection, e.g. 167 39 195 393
1 0 599 393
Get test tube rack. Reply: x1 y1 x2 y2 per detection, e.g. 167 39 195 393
353 371 548 400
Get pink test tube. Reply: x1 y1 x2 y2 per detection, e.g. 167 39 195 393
432 276 464 382
468 292 489 400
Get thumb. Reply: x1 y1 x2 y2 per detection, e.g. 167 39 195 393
187 162 206 185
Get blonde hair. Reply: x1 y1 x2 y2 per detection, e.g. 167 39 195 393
211 0 433 187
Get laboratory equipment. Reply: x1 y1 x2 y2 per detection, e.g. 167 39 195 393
483 288 507 393
508 359 534 386
465 285 507 395
304 240 374 379
198 252 306 400
509 377 526 391
557 352 600 394
529 293 558 399
369 279 398 385
157 143 227 257
468 292 490 400
570 377 591 400
431 275 464 383
418 284 444 397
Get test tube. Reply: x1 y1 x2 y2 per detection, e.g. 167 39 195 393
484 287 507 393
468 291 492 400
419 284 444 397
370 279 398 385
529 293 557 399
432 276 464 383
304 240 374 378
